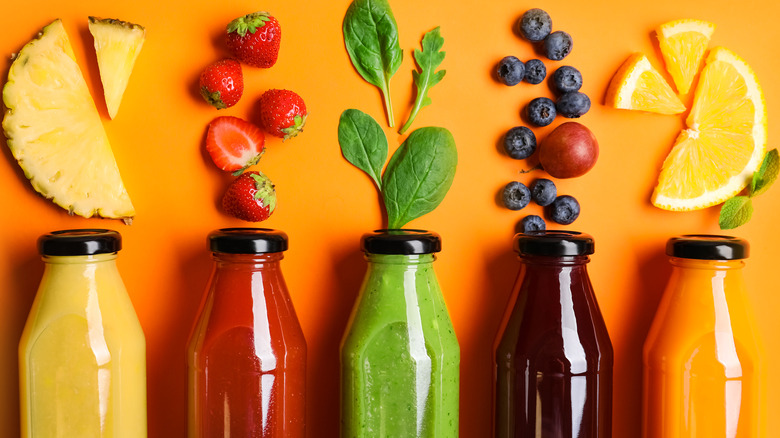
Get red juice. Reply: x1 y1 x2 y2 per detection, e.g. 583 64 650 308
494 231 613 438
187 228 306 438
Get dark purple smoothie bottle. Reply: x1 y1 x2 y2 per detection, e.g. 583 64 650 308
494 231 613 437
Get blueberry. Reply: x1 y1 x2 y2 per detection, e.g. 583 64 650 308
517 9 552 42
496 56 525 86
520 215 546 233
548 195 580 225
556 92 591 118
503 126 537 159
502 182 531 210
524 59 547 85
526 97 556 127
553 66 582 93
530 178 557 206
544 31 573 61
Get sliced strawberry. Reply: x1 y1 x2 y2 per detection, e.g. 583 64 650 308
206 116 265 174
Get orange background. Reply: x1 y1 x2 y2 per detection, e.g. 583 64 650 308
1 0 778 436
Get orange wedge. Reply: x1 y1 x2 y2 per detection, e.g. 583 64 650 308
605 53 686 115
651 47 767 211
656 19 716 95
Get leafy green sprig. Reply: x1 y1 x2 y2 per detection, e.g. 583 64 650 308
719 149 778 229
399 27 446 134
338 109 457 228
343 0 446 130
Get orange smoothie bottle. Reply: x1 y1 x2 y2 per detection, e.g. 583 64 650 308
19 229 147 437
642 235 766 438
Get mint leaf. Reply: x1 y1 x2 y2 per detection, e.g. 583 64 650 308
749 149 779 197
719 196 753 230
398 27 446 135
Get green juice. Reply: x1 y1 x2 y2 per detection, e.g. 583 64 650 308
341 251 459 438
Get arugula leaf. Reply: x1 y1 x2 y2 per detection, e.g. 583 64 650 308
719 196 753 230
749 148 779 197
338 109 388 189
398 27 446 135
382 127 457 228
343 0 403 127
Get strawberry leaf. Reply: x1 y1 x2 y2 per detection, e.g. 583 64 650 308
399 27 446 135
749 148 779 197
227 12 271 37
719 196 753 230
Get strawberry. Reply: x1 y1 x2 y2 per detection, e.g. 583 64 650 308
258 89 307 140
199 59 243 109
226 12 281 68
222 171 277 222
206 116 265 174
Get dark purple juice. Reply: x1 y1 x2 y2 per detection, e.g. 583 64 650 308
494 231 613 438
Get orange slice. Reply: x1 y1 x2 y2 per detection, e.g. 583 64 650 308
656 19 716 95
651 47 767 211
605 53 686 115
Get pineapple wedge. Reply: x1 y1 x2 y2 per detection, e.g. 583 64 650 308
2 19 135 220
88 16 145 119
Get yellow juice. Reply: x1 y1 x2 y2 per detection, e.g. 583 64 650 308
19 230 147 437
643 236 766 438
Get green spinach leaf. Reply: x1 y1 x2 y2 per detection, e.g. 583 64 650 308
382 127 457 228
338 109 388 189
399 27 446 135
343 0 403 127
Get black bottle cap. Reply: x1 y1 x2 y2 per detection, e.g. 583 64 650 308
666 235 748 260
361 229 442 255
38 229 122 256
514 230 594 257
209 228 288 254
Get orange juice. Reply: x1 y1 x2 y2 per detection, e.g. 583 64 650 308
642 235 766 438
19 230 147 437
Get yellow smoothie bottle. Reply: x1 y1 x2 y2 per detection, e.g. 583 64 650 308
642 235 766 438
19 229 147 437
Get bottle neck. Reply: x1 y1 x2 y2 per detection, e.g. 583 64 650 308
669 257 745 271
365 253 436 267
213 252 284 269
519 254 590 267
42 252 118 265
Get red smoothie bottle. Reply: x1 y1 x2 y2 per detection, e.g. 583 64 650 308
494 231 613 437
187 228 306 438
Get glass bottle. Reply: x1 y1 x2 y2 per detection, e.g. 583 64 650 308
643 235 766 438
341 230 460 437
187 228 306 438
19 229 147 437
494 230 613 437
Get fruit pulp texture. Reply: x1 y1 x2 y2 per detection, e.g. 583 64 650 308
19 254 147 438
341 254 460 437
495 255 613 438
187 253 306 438
642 258 766 438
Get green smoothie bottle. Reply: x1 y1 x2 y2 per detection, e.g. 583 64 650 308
341 230 460 438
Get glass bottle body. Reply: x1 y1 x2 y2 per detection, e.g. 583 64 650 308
19 253 147 438
642 257 766 438
188 252 306 438
495 254 613 438
341 253 460 438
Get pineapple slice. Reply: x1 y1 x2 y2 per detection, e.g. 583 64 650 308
2 19 135 220
88 16 145 119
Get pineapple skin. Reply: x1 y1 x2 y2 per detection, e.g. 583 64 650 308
2 19 136 221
